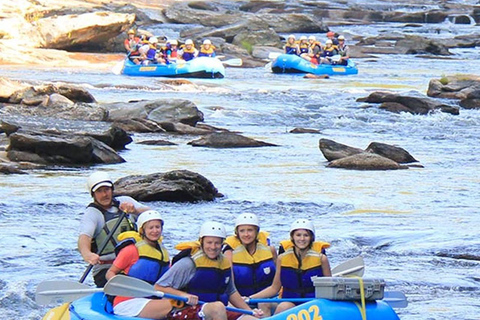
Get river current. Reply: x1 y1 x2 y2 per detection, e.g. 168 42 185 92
0 19 479 320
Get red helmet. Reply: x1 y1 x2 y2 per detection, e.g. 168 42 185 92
327 31 335 37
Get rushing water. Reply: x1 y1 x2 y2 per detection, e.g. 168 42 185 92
1 18 480 320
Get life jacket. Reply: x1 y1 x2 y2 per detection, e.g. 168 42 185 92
198 45 216 57
299 42 309 54
322 46 338 58
285 44 298 55
279 240 330 298
146 44 157 60
338 44 349 56
309 42 323 57
225 232 276 296
180 46 197 61
88 199 135 256
118 236 170 285
174 241 230 305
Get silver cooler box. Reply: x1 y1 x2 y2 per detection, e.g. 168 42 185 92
312 276 385 301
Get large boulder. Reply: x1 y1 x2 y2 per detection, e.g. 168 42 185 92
395 35 451 55
327 153 408 170
365 142 418 164
114 170 221 202
427 75 480 100
319 139 363 161
357 91 459 115
188 132 277 148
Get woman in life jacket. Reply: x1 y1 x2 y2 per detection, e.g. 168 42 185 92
105 210 172 319
248 219 331 315
319 39 339 64
304 35 323 64
198 39 216 57
178 39 198 62
166 39 179 63
223 213 277 316
285 34 300 55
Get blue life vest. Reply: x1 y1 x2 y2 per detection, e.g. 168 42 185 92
279 241 328 298
285 44 299 55
225 233 275 296
175 242 231 305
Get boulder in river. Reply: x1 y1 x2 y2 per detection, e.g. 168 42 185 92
188 132 278 148
319 138 364 161
327 153 408 170
365 142 418 164
427 74 480 100
114 170 221 202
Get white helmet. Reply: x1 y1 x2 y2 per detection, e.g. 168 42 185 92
235 213 259 229
300 36 307 41
149 36 158 44
137 210 164 233
308 35 316 41
199 221 226 239
203 39 211 45
287 34 296 39
185 39 194 45
169 39 178 45
290 219 315 238
87 172 113 194
325 39 333 45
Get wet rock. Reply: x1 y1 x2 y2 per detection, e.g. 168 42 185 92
384 10 447 23
304 74 329 79
318 139 363 162
9 83 96 104
0 121 20 136
113 119 166 133
0 78 29 102
188 132 277 148
7 131 125 165
365 142 418 164
87 126 133 150
114 170 221 202
104 99 204 127
327 153 408 171
395 35 451 55
137 140 177 146
427 75 480 99
290 128 321 134
0 163 28 174
160 122 216 135
357 91 459 115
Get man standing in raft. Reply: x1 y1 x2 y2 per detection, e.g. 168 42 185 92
78 172 150 287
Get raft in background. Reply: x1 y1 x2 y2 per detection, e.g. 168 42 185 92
121 56 226 78
271 54 358 76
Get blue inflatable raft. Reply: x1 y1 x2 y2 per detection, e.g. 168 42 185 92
271 54 358 76
121 57 225 78
67 293 399 320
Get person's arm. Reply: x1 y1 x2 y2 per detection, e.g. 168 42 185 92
116 196 150 218
106 264 123 281
249 257 282 299
106 244 138 280
321 254 332 277
269 245 278 264
78 234 99 265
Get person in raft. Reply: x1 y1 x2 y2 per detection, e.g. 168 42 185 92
248 219 332 314
223 213 277 316
78 172 150 287
285 34 300 55
178 39 199 61
106 210 171 318
155 221 263 320
198 39 216 57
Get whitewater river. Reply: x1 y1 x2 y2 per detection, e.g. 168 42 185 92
1 20 479 320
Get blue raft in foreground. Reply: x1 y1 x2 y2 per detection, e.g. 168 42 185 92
122 57 225 78
271 54 358 76
68 293 399 320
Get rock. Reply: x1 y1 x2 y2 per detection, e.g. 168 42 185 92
113 170 221 202
105 99 204 126
365 142 418 164
327 153 408 170
395 35 451 55
188 132 277 148
113 119 166 133
357 91 459 115
427 75 480 99
304 74 329 79
0 78 29 102
459 98 480 109
0 121 20 136
318 139 364 161
87 126 133 150
0 163 28 174
9 83 96 104
7 132 125 164
137 140 177 146
290 128 321 134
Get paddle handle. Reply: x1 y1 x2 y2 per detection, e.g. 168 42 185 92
79 210 128 283
159 292 253 315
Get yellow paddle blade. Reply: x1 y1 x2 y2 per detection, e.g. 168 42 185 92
42 303 70 320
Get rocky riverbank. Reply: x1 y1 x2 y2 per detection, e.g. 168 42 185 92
1 0 479 68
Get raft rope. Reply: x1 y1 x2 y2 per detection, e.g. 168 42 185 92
351 276 367 320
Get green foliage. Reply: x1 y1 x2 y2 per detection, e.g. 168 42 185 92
439 75 449 85
241 40 253 55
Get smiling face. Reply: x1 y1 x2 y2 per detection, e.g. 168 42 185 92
237 225 258 246
92 186 113 209
143 220 163 242
201 236 223 259
291 229 313 250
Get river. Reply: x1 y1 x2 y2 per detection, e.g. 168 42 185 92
0 17 479 320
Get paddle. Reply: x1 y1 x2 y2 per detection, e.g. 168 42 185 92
105 275 254 315
248 291 407 308
221 58 242 67
331 256 365 277
112 59 125 75
36 281 102 305
331 55 342 63
268 52 282 60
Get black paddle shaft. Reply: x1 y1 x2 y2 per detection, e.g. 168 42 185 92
79 210 128 283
